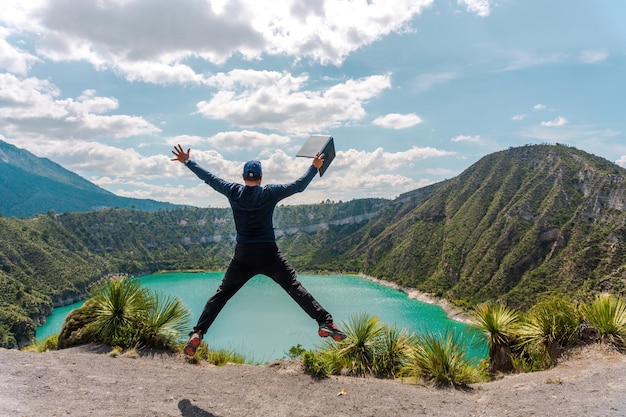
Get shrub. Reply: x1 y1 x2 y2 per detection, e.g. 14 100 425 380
581 293 626 349
88 277 151 346
403 328 480 387
142 293 190 349
22 334 58 352
516 296 580 366
470 301 519 373
301 350 329 378
374 325 414 378
331 312 386 377
58 276 190 351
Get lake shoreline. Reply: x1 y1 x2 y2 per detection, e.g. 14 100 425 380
356 273 471 324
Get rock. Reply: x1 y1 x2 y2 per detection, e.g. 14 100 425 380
579 321 601 344
57 300 96 349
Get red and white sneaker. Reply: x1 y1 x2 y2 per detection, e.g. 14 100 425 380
318 322 347 341
184 331 203 357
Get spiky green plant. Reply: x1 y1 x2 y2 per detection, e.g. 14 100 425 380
581 293 626 348
374 325 414 378
331 312 386 377
88 277 151 346
65 276 190 350
318 346 343 376
470 301 519 373
517 296 580 366
143 292 190 349
403 328 479 387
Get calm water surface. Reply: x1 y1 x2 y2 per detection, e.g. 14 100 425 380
37 273 486 362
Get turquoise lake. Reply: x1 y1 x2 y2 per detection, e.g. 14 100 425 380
36 273 486 362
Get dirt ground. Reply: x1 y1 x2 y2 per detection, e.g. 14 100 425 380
1 343 625 417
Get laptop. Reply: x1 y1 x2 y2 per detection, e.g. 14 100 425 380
296 135 336 177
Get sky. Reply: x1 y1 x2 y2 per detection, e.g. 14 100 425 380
1 0 625 208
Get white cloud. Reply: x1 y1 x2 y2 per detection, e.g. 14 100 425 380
414 72 459 92
249 0 435 66
336 147 455 175
168 135 206 147
168 131 292 151
0 73 64 119
0 73 161 141
498 49 608 73
519 124 622 153
4 0 434 84
4 137 167 180
372 113 423 129
540 116 568 127
114 61 211 85
0 0 46 30
0 27 40 74
458 0 492 17
512 114 526 121
501 51 567 72
451 134 481 143
33 0 263 64
207 130 292 150
579 49 609 64
196 70 392 134
533 104 547 111
616 156 626 169
425 167 455 176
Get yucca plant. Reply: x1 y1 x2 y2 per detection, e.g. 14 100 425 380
403 328 479 387
326 312 386 377
470 301 519 373
517 296 580 366
65 276 190 350
87 277 151 346
143 292 190 349
581 293 626 349
374 325 414 378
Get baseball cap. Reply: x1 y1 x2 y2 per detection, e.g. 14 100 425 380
243 160 262 178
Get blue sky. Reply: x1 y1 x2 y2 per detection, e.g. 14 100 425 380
1 0 625 208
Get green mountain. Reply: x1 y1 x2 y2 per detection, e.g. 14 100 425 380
335 144 626 308
0 140 181 217
2 144 626 347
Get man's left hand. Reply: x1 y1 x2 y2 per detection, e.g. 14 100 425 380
313 152 325 169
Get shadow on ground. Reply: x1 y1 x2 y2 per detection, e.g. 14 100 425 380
178 399 220 417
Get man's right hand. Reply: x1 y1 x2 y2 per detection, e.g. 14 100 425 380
171 144 190 163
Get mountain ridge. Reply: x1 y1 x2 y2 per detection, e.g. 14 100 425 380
0 140 181 217
335 144 626 308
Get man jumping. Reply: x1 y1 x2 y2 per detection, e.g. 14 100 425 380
171 145 346 357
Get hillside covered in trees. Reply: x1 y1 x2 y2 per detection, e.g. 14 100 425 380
336 144 626 308
2 144 626 347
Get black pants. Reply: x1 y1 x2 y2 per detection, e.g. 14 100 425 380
194 243 333 333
